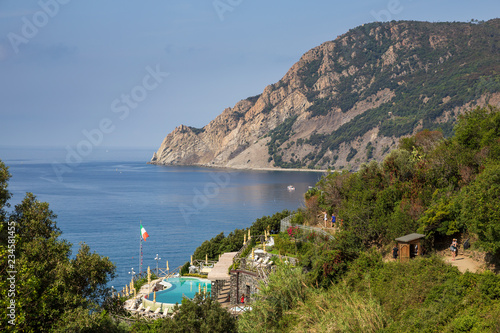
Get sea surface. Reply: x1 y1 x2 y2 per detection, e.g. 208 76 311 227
0 147 322 290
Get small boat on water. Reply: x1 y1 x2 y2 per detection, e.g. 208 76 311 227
287 185 295 191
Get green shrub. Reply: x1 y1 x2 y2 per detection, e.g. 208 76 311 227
274 233 296 256
180 261 190 276
290 210 305 225
451 314 478 332
346 147 358 162
238 263 310 332
183 273 208 279
240 238 256 259
478 271 500 300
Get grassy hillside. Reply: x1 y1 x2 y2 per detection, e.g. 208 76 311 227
239 254 500 332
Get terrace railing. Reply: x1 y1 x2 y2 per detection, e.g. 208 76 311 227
280 215 335 241
159 264 183 280
116 264 183 298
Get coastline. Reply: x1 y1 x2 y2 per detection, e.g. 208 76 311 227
148 161 331 173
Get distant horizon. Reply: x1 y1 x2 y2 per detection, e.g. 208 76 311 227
0 145 158 166
0 144 158 150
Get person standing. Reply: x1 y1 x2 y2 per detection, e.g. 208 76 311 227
323 211 328 228
392 244 399 260
450 239 458 261
331 215 336 228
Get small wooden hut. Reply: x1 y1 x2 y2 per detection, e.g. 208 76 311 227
395 233 425 261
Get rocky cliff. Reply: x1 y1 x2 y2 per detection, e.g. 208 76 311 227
151 19 500 170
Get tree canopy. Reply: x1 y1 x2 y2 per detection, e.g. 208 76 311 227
0 161 119 332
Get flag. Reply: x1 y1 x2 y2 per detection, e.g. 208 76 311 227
140 224 149 241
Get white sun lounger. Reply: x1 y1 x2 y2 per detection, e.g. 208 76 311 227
141 306 151 316
149 307 162 318
125 301 136 311
130 303 143 314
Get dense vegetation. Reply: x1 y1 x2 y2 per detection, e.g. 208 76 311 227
239 254 500 332
303 106 500 251
268 19 500 168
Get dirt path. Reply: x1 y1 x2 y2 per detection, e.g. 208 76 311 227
381 251 485 274
443 253 483 273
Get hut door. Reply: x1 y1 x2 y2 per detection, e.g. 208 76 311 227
400 244 410 262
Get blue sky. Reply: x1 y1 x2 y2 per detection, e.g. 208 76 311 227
0 0 499 151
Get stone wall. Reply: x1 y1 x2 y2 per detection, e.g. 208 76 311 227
211 280 225 301
229 270 260 305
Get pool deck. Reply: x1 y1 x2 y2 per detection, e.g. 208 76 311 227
124 252 238 315
207 252 238 281
124 276 165 312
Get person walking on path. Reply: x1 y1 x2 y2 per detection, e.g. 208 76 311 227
450 239 458 261
323 211 328 228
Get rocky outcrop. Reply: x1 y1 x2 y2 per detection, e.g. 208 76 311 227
151 19 500 170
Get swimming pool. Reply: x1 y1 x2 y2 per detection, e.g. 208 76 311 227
146 277 212 305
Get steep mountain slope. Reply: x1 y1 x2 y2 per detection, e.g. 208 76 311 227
150 19 500 170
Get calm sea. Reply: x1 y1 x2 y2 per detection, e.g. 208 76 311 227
0 147 322 290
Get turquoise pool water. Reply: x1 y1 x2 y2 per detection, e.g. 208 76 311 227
146 277 211 305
